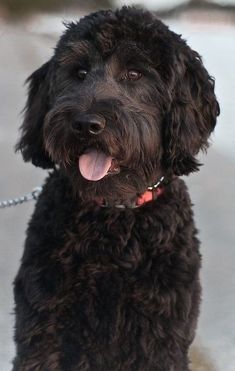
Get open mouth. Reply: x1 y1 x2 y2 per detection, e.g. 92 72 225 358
78 148 120 181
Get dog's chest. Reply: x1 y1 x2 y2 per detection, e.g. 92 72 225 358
50 252 177 354
44 206 190 342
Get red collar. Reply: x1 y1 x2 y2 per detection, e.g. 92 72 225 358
136 186 164 206
95 184 165 209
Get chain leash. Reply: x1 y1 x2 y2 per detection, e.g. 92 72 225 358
0 176 167 209
0 187 42 209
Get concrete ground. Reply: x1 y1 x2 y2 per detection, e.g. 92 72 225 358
0 14 234 371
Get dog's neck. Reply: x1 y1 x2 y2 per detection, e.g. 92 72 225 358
95 176 165 209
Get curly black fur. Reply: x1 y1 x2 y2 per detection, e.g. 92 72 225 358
13 7 219 371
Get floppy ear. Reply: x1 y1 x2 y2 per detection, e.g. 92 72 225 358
163 46 220 176
16 60 54 168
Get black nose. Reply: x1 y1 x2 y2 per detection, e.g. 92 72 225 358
72 114 106 135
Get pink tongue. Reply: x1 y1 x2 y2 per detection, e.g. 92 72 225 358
79 149 113 181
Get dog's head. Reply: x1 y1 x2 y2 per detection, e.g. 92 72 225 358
16 7 219 201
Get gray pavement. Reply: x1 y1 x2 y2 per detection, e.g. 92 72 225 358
0 15 234 371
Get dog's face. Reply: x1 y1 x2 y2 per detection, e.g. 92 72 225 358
17 7 219 201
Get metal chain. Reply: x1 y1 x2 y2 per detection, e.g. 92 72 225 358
0 176 165 210
0 186 42 209
147 176 165 191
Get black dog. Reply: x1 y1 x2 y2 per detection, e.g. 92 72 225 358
13 7 219 371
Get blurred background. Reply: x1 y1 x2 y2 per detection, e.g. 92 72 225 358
0 1 234 370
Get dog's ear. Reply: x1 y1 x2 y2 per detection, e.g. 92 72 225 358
163 46 220 176
16 60 54 169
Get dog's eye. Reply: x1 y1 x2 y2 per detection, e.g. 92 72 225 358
126 70 142 81
77 69 88 80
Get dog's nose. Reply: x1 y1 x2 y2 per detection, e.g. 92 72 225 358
72 114 106 135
